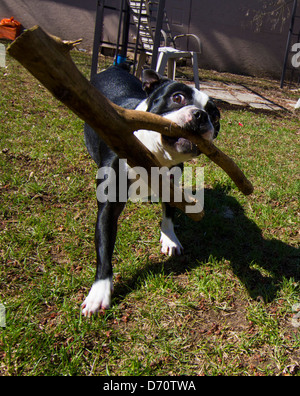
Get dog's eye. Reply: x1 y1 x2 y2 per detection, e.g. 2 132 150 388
172 93 186 105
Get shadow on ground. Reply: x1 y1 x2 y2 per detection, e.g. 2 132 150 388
114 187 299 304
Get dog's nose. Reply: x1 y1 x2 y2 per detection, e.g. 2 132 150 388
192 109 208 124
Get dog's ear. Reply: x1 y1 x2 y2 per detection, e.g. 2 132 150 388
205 100 221 139
142 70 169 95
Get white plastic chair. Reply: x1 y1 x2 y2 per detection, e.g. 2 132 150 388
130 0 201 89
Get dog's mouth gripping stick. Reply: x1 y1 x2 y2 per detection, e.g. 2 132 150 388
8 26 253 222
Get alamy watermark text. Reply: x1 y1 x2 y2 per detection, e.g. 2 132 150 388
96 159 204 214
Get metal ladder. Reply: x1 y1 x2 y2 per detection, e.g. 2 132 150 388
280 0 300 88
90 0 131 79
90 0 165 79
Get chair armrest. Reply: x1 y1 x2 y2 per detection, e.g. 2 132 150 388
160 29 168 46
173 34 201 53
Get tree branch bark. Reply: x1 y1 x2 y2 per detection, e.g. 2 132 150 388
7 26 253 221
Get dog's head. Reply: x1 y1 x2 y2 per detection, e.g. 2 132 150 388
134 70 220 167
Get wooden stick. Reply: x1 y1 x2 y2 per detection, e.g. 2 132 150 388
7 26 253 221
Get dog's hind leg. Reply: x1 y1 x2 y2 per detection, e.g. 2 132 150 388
160 202 183 256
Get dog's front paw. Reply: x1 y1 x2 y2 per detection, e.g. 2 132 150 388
81 278 113 317
160 231 183 256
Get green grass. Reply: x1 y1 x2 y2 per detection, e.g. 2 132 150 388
0 47 299 376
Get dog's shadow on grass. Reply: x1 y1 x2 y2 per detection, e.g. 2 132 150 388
114 187 299 304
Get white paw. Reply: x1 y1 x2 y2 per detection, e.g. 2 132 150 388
160 231 183 256
81 278 113 317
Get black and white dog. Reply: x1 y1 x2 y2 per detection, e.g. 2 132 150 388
82 66 220 316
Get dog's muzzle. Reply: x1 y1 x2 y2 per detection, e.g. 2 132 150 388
165 106 214 139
